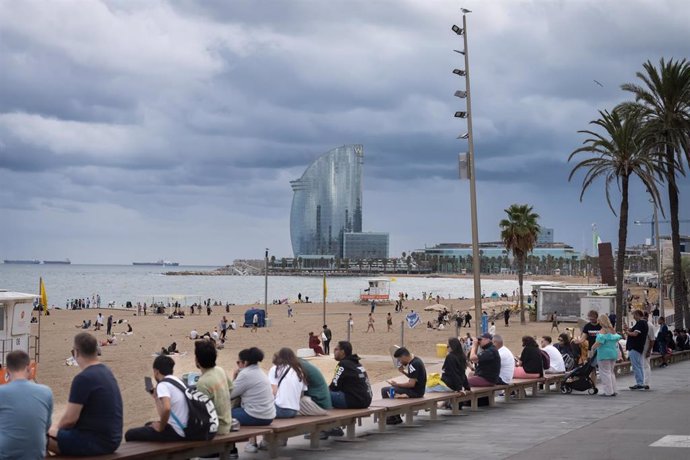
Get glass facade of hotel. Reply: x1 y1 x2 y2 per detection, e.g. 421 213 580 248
290 145 363 257
343 232 389 259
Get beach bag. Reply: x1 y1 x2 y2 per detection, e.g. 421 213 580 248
163 377 219 441
539 350 550 371
299 395 328 416
426 373 443 388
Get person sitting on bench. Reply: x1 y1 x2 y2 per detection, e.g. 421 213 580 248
381 347 427 425
329 341 373 409
231 347 275 453
124 355 188 442
513 336 544 379
468 333 501 387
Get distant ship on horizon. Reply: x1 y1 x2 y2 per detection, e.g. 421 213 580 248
3 259 40 264
43 259 71 264
132 260 179 266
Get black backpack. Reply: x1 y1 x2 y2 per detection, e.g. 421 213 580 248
162 377 219 441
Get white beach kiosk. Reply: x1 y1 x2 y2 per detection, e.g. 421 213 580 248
0 290 39 384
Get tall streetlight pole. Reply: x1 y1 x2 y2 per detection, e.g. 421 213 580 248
264 248 269 319
453 9 482 338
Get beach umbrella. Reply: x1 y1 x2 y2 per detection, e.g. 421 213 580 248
424 304 449 312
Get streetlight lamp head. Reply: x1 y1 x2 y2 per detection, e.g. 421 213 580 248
457 132 469 139
454 111 468 118
452 25 464 35
461 8 472 14
453 49 466 55
453 69 466 76
454 90 467 98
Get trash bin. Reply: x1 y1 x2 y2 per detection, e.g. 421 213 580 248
265 318 272 327
436 343 448 358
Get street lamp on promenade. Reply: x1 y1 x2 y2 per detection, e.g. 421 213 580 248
452 8 482 337
264 248 269 318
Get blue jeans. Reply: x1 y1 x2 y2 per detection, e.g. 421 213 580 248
628 349 644 386
330 391 348 408
275 405 298 418
57 429 118 456
231 407 273 426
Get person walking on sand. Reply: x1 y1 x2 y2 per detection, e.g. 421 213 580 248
387 312 393 332
287 304 293 318
322 325 332 355
370 300 376 314
106 315 113 336
348 313 354 332
504 308 510 327
463 311 472 328
366 313 375 333
550 311 560 333
251 313 259 332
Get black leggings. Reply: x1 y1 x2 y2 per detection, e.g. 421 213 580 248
125 423 184 442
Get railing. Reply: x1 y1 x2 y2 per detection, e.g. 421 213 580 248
0 335 40 367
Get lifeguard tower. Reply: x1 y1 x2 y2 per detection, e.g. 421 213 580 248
359 278 392 304
0 290 40 384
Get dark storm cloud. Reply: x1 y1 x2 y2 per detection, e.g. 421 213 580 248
0 0 688 263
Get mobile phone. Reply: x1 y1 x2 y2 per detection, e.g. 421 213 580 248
144 376 154 394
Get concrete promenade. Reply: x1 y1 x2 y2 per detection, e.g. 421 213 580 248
254 359 690 460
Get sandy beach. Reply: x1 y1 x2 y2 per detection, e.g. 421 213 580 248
33 274 654 432
32 301 551 428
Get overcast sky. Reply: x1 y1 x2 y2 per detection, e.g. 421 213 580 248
1 0 689 265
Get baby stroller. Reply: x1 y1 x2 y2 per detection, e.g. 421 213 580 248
560 356 598 395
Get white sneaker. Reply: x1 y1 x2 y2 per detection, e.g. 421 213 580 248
244 443 258 453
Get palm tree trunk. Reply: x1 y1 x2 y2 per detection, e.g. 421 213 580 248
615 175 630 333
666 149 688 329
518 254 526 325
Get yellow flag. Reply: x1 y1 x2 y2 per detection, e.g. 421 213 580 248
39 277 48 312
323 272 327 299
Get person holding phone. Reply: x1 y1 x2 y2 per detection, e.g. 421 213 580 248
125 355 188 442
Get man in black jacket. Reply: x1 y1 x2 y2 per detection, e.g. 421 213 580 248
329 341 372 409
468 333 501 387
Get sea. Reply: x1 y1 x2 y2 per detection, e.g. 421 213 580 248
0 264 541 307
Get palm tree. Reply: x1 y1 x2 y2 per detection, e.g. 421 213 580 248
500 204 541 325
621 58 690 328
569 106 663 332
663 256 690 301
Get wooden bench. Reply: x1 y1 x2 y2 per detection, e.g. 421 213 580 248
510 378 541 399
369 385 508 432
263 407 385 458
49 427 272 460
369 393 457 430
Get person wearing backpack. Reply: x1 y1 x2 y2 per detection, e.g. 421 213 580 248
125 355 189 442
513 336 543 379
